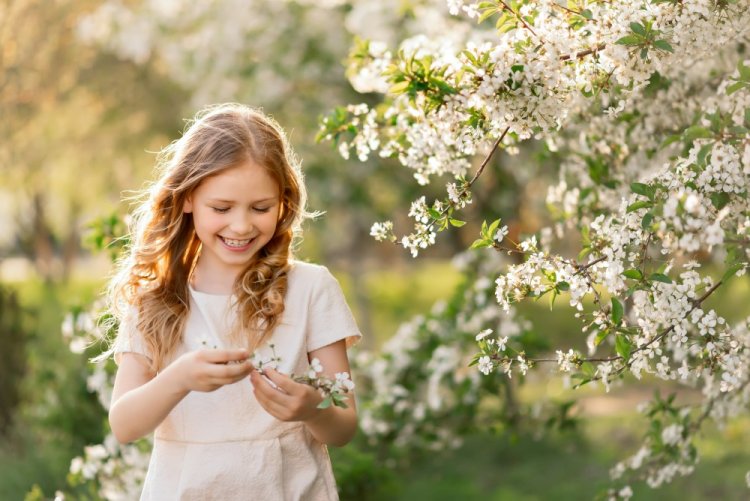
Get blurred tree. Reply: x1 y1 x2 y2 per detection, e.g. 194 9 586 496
0 282 27 436
0 0 187 281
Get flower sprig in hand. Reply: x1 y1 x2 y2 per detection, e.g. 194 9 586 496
292 358 355 409
251 344 355 409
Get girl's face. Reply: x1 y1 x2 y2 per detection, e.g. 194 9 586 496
184 160 281 280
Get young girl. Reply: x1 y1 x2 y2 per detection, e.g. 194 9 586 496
106 103 361 500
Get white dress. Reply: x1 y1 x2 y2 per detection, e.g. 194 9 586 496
114 261 361 501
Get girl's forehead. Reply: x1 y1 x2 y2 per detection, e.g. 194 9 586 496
196 160 280 198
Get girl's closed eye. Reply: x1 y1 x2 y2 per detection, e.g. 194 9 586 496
254 207 271 213
212 207 230 214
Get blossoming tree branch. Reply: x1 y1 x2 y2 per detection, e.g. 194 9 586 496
318 0 750 495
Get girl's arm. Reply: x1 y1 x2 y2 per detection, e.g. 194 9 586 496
110 349 252 443
251 339 357 447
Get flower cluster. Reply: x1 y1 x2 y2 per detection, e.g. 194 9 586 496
291 360 356 410
252 343 355 409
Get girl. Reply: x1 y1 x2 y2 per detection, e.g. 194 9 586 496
106 103 361 500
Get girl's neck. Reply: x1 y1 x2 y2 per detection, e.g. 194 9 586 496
190 258 240 295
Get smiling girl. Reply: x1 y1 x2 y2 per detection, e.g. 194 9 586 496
105 103 361 500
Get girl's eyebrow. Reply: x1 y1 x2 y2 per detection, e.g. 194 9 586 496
207 197 279 204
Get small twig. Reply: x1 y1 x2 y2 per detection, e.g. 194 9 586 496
550 2 596 21
499 0 539 39
636 232 653 270
421 127 510 235
559 43 607 62
468 129 509 187
573 255 607 274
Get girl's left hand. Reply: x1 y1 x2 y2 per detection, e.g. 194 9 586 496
250 368 323 422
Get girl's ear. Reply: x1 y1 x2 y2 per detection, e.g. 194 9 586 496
183 196 193 213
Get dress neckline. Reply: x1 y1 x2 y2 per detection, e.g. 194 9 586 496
188 284 233 298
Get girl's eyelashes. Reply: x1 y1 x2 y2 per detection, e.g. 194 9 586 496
211 206 271 214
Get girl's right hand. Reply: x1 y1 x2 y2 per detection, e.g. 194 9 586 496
171 349 252 393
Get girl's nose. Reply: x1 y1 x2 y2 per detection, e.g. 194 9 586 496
229 212 254 234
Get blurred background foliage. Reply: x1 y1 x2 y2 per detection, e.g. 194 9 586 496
1 0 748 499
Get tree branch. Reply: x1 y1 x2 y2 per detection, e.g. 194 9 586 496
490 278 726 371
559 43 607 62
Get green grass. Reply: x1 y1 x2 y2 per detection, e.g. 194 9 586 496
386 414 750 500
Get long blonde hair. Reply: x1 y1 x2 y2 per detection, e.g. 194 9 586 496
107 103 310 371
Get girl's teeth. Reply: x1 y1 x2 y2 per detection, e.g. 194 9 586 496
222 237 251 247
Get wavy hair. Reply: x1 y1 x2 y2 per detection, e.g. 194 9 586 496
105 103 311 372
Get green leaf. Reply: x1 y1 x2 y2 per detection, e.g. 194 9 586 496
696 143 713 165
487 219 501 239
710 192 730 210
616 35 642 46
572 377 593 389
615 334 633 360
317 397 333 409
557 281 570 292
594 329 610 347
478 6 499 24
449 218 467 227
649 273 672 284
611 297 624 325
629 22 646 36
470 239 492 250
581 9 593 19
581 224 590 243
388 80 410 94
653 39 674 52
684 125 713 142
622 269 644 280
580 361 596 377
721 263 744 283
641 212 654 230
577 246 592 261
631 182 653 199
627 200 653 213
661 134 682 148
738 61 750 81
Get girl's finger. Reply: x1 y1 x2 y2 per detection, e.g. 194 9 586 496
253 390 289 421
251 371 292 403
263 368 300 395
204 349 250 364
207 360 252 381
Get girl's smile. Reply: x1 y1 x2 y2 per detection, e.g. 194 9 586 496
219 235 256 250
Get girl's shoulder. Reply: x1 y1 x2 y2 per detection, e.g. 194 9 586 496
287 259 333 285
286 260 342 297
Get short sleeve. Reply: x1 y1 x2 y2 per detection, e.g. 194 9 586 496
306 267 362 352
112 306 153 365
